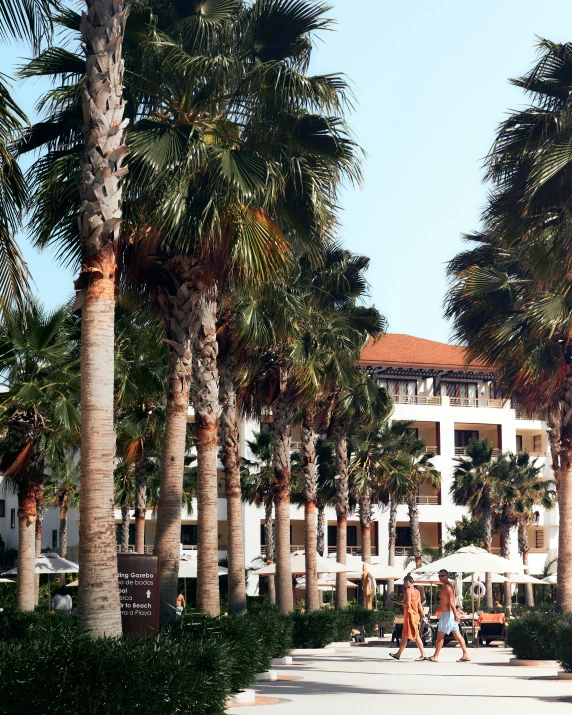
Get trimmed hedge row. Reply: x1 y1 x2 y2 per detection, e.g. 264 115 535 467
0 603 386 713
507 612 572 662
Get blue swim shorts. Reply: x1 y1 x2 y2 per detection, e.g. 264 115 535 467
438 612 460 635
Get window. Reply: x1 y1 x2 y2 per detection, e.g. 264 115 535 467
533 435 542 452
396 527 412 547
516 435 523 452
328 525 337 547
441 382 478 400
0 500 5 517
347 526 357 547
378 379 416 399
260 422 270 434
10 508 15 529
454 430 479 448
260 524 266 546
181 525 198 546
52 530 58 549
534 529 545 550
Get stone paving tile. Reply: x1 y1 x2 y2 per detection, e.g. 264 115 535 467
228 646 572 714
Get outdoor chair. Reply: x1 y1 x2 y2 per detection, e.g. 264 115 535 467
477 613 506 646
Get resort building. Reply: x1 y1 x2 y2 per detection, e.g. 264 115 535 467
0 334 557 593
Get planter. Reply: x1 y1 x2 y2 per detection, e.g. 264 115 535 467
325 641 351 649
558 671 572 680
290 648 333 655
256 670 278 682
229 690 256 705
509 658 559 668
272 656 293 665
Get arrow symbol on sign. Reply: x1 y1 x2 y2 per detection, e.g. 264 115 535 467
146 590 151 598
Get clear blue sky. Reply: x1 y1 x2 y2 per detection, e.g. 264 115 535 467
3 0 572 342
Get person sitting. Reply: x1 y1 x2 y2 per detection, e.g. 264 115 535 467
52 585 73 613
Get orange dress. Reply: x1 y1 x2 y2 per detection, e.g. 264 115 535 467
402 588 421 641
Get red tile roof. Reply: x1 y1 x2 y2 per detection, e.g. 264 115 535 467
360 334 491 371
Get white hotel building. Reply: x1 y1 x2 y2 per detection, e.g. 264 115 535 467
0 334 557 591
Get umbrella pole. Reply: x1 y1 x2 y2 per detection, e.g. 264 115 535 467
472 572 476 649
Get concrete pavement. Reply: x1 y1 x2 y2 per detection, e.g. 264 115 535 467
228 644 572 714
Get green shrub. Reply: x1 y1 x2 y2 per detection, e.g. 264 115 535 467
507 612 572 660
556 622 572 672
0 618 233 714
0 608 81 641
345 605 379 637
292 609 339 648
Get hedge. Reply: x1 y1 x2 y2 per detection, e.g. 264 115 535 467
507 612 572 660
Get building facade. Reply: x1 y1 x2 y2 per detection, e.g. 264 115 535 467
0 334 557 591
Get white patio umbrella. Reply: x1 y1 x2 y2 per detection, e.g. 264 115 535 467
253 551 353 576
295 576 358 591
0 577 15 583
542 573 558 585
463 573 508 584
178 557 228 579
2 552 79 575
413 545 524 575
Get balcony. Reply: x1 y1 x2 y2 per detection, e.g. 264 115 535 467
398 495 440 505
116 545 154 554
388 394 505 409
455 446 501 456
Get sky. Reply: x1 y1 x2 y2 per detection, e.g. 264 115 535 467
3 0 572 343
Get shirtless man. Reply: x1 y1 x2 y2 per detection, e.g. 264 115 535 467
428 569 470 662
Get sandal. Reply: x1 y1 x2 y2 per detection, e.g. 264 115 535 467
427 656 439 662
416 657 427 661
389 653 400 660
457 657 471 662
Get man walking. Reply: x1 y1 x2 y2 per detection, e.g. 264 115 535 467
428 569 470 662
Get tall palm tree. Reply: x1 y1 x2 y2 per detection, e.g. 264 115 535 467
451 438 497 607
446 40 572 613
0 302 79 610
72 0 130 638
315 440 337 557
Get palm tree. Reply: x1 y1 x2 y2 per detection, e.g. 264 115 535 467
44 455 80 584
0 0 58 315
242 430 276 603
315 440 337 557
0 302 79 610
445 40 572 613
451 438 497 607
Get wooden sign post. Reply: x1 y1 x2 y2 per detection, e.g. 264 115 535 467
117 553 160 636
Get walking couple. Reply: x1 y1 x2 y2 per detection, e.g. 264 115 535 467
390 571 470 662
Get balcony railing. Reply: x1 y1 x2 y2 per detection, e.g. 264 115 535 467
449 397 505 409
389 394 441 406
515 407 543 421
116 545 154 554
455 446 501 456
327 546 377 557
421 445 439 455
398 495 440 505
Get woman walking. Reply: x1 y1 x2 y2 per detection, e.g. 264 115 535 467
390 574 427 661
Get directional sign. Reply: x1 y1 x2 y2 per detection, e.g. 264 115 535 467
117 553 160 637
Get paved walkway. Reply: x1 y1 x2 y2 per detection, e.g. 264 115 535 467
228 644 572 714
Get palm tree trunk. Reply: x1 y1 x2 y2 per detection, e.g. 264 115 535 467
302 407 319 612
271 367 293 614
387 497 397 605
76 0 129 639
482 499 494 608
34 485 45 607
333 418 348 609
120 502 130 552
556 462 572 612
17 485 36 611
518 524 534 606
59 498 69 587
220 365 246 614
317 506 325 557
264 499 276 604
407 496 425 603
154 259 195 622
500 520 512 609
191 280 220 616
359 491 372 564
134 414 154 555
